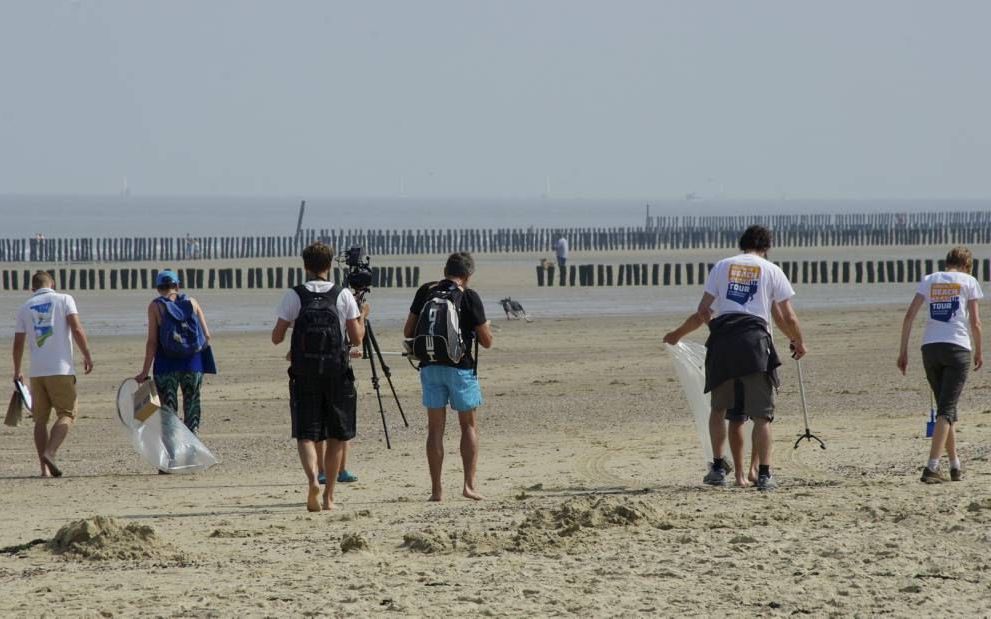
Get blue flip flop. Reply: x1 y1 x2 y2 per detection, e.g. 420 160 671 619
337 470 358 483
317 472 327 485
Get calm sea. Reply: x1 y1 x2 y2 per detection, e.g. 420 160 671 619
2 195 987 237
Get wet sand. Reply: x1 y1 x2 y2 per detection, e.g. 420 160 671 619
2 294 990 615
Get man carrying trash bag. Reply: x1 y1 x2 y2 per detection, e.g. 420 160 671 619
663 225 806 491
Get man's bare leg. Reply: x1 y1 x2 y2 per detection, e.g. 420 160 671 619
40 417 72 477
753 418 774 470
297 439 321 512
34 421 50 477
322 439 346 510
426 408 446 501
458 410 483 500
749 424 759 483
315 440 326 479
708 408 727 463
338 441 349 475
728 420 749 486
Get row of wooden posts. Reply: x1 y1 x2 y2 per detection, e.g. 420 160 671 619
647 210 991 229
0 266 420 292
4 212 991 263
537 258 991 287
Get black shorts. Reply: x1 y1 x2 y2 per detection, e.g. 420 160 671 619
289 371 357 442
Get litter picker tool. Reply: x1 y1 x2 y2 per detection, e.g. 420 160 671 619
793 358 826 450
926 391 936 438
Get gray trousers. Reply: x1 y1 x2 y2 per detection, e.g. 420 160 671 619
922 342 970 423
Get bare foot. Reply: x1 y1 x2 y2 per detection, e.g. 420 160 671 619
462 486 485 501
306 485 321 512
735 478 752 488
748 470 758 485
41 455 62 478
322 491 334 511
428 493 443 502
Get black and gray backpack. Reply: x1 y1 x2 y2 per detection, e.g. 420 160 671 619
290 285 348 379
412 282 467 366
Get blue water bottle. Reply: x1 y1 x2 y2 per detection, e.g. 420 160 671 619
926 393 936 438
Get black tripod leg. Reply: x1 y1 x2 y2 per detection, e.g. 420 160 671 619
366 321 410 428
364 336 391 449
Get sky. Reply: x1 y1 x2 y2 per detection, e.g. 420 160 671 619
0 1 989 200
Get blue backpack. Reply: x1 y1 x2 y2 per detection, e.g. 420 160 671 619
155 294 207 358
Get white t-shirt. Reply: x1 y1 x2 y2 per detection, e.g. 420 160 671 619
15 288 79 377
704 254 795 324
555 238 569 259
917 271 984 350
276 281 360 343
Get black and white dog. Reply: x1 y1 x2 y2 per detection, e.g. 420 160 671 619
499 297 532 322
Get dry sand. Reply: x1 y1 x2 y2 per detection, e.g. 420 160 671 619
2 258 991 616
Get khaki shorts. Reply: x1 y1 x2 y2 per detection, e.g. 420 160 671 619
711 373 775 422
30 375 78 425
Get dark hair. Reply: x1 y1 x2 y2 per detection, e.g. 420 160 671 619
31 270 54 290
444 252 475 279
302 241 334 275
739 225 773 253
157 282 179 293
946 246 973 272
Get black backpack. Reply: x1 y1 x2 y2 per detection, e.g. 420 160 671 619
412 282 468 367
290 285 348 379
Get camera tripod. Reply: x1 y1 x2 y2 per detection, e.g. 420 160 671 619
354 291 409 449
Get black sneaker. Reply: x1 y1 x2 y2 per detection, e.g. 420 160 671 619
950 468 963 482
703 462 728 487
756 473 778 492
920 468 947 484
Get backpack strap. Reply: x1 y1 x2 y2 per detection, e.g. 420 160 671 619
154 294 188 320
293 283 342 305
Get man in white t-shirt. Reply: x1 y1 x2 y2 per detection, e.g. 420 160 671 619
664 225 806 491
12 271 94 477
271 242 368 512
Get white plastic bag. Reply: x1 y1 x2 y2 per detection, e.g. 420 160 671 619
116 378 219 474
666 342 713 469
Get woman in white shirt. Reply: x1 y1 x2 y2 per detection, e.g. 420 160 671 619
898 247 983 483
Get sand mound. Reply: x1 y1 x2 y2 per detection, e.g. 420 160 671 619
340 532 370 553
47 516 188 562
526 496 657 534
401 528 495 555
512 496 660 552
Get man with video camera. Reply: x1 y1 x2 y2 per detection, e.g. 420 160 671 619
404 252 493 501
271 241 368 512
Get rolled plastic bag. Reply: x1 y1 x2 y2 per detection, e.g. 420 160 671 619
116 378 219 473
665 342 713 469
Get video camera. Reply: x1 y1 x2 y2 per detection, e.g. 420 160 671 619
338 246 373 294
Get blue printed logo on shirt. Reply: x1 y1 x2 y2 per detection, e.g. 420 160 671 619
929 283 961 323
726 264 761 306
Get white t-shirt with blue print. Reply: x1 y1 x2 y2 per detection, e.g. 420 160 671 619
917 271 983 350
704 253 795 325
15 288 79 377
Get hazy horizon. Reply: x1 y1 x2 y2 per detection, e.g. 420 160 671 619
2 1 989 199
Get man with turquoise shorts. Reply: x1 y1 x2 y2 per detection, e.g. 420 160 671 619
404 252 494 502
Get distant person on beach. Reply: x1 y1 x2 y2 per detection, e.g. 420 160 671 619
13 271 94 477
135 270 216 436
404 252 493 501
663 225 806 491
555 234 569 270
272 241 367 511
898 247 983 483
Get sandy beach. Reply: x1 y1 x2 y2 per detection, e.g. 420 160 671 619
2 251 991 617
